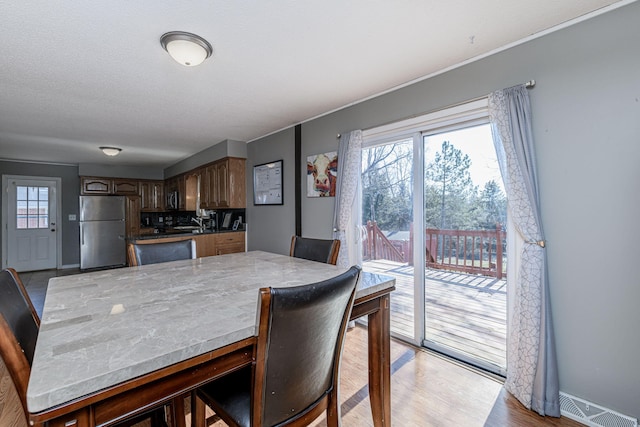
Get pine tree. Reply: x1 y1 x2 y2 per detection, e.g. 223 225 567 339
425 140 476 229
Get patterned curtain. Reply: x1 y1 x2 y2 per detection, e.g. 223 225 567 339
332 130 363 268
488 85 560 416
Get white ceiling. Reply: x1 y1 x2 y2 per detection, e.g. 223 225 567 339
0 1 626 168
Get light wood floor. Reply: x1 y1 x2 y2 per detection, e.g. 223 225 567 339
22 269 581 427
192 326 582 427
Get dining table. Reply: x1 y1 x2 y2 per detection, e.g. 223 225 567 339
26 250 395 427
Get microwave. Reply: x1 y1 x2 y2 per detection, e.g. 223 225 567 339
167 191 179 210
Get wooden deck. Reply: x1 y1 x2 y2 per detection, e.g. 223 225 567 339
363 259 507 370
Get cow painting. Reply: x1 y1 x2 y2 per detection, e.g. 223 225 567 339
307 152 338 197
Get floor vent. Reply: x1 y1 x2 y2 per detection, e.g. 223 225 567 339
560 392 637 427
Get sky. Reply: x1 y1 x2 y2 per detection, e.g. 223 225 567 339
423 123 504 192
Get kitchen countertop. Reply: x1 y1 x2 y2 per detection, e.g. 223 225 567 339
132 228 245 240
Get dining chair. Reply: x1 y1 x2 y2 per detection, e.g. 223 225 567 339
289 236 340 265
128 238 197 266
0 268 174 427
191 265 361 427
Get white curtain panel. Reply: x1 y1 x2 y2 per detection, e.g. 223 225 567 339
332 130 363 268
488 85 560 417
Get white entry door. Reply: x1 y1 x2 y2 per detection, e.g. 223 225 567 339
4 177 59 272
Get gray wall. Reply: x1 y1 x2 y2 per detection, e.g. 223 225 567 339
246 128 296 255
247 2 640 419
0 161 80 267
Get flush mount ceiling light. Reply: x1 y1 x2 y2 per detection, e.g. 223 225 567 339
160 31 212 67
100 147 122 156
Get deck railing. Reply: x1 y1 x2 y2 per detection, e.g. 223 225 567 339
362 221 406 263
363 221 506 279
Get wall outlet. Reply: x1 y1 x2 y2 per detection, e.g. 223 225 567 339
68 214 76 221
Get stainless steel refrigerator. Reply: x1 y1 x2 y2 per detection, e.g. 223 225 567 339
79 195 126 269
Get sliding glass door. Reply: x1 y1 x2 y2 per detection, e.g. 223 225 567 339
361 100 507 375
422 124 507 375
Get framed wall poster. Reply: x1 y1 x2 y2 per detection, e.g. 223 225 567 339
307 151 338 197
253 160 283 205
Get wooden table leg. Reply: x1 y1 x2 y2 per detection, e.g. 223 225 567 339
367 294 391 427
173 394 187 427
191 391 206 427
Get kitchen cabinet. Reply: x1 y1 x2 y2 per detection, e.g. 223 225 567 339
81 156 245 210
81 177 140 195
214 232 245 255
113 179 139 195
125 195 141 238
184 173 199 211
139 180 164 212
199 165 213 209
80 177 112 195
200 158 246 209
177 176 186 209
193 234 217 257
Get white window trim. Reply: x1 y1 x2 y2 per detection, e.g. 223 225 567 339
363 98 489 147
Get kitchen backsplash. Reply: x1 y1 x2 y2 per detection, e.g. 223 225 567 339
140 209 245 232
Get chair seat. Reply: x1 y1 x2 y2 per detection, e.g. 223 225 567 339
197 367 252 427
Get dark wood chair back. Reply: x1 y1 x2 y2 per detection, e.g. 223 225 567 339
289 236 340 265
0 268 40 422
128 238 196 266
195 266 360 427
0 269 39 366
0 268 175 426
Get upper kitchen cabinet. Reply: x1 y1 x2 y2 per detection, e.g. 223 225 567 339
139 180 164 212
184 173 199 211
113 179 139 195
81 177 111 194
201 158 245 209
81 177 139 195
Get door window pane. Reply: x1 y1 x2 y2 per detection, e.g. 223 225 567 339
16 185 50 229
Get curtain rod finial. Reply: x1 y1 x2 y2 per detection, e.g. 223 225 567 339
525 80 536 88
337 133 341 139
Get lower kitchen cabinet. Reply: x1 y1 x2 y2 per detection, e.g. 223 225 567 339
214 232 245 255
128 232 245 264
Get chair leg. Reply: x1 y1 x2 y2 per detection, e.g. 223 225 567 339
325 389 342 427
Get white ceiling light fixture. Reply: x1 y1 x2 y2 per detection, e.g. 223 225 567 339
160 31 212 67
100 146 122 156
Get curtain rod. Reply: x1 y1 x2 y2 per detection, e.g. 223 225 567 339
336 79 536 138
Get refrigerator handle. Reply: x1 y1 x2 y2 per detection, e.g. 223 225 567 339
81 224 84 246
